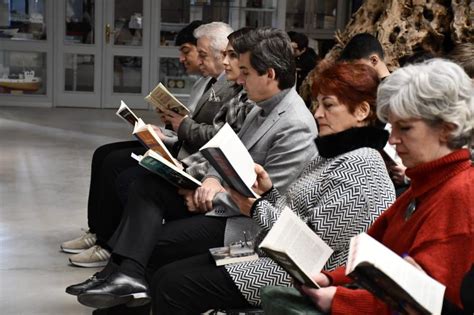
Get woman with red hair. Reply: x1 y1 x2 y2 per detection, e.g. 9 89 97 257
150 61 396 313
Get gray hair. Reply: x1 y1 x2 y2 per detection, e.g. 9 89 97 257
194 22 233 58
377 58 473 150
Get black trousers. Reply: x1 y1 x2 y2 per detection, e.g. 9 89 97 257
87 141 146 247
108 173 228 268
152 253 251 315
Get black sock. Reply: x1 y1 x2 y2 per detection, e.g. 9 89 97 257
96 260 118 279
119 257 145 279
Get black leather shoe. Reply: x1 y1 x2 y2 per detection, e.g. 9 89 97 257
77 272 150 309
66 273 107 296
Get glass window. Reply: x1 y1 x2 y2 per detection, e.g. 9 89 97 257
0 50 46 95
286 0 338 31
313 0 337 30
285 0 306 30
64 53 94 92
65 0 95 44
159 57 197 95
114 1 143 46
0 0 47 40
113 56 142 93
160 0 229 46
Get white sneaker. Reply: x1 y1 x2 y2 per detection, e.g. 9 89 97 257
69 245 111 268
61 230 97 254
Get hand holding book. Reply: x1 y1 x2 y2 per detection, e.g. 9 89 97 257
194 178 226 213
228 164 272 216
160 107 188 132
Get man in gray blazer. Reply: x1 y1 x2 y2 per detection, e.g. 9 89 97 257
75 28 318 310
158 21 241 158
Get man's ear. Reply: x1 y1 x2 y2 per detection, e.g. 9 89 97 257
267 68 276 80
369 54 379 67
355 101 371 122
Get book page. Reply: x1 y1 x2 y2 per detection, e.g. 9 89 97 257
145 82 190 116
259 207 334 285
200 123 257 197
133 123 179 168
347 233 445 314
383 124 402 165
116 100 139 126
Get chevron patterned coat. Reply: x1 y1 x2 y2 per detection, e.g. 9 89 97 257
226 128 396 306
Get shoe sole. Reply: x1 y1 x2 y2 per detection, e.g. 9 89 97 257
78 292 150 309
61 247 87 254
69 259 109 268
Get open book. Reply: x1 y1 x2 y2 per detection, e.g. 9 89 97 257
132 119 179 168
132 150 201 190
116 100 140 127
346 233 445 315
382 124 402 166
259 207 334 288
200 123 258 198
209 241 259 266
145 82 190 116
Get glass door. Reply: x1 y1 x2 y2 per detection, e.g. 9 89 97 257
54 0 150 109
102 0 150 109
54 0 100 107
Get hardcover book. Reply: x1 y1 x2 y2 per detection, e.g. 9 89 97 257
346 232 445 315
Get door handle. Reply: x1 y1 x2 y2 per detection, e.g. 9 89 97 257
105 24 111 43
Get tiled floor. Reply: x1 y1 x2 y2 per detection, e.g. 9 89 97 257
0 107 157 314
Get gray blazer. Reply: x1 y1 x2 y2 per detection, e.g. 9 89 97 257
205 88 318 244
177 73 241 159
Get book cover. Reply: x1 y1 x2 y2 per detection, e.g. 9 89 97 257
116 100 139 127
132 122 179 168
138 149 201 190
145 82 190 116
259 207 334 288
200 123 258 198
209 242 258 266
346 233 445 315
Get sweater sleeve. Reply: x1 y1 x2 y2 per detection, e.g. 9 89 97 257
177 116 220 151
307 156 387 269
331 287 391 315
251 189 285 232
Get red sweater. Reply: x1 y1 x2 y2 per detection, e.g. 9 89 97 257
326 149 474 315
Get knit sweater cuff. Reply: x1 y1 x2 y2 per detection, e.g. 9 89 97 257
324 266 351 285
331 287 390 315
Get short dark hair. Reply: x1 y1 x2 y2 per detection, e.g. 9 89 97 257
339 33 384 61
227 27 254 47
288 31 309 50
175 20 203 46
233 27 296 90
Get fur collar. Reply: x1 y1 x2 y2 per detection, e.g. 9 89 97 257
316 126 389 159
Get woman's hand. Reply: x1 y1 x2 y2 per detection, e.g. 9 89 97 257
150 125 166 140
389 164 409 185
252 164 273 195
194 178 226 212
228 188 257 216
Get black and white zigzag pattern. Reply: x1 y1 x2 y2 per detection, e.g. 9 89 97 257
226 147 395 306
225 257 291 306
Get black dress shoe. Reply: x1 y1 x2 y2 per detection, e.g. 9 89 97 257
66 273 107 296
77 272 150 309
